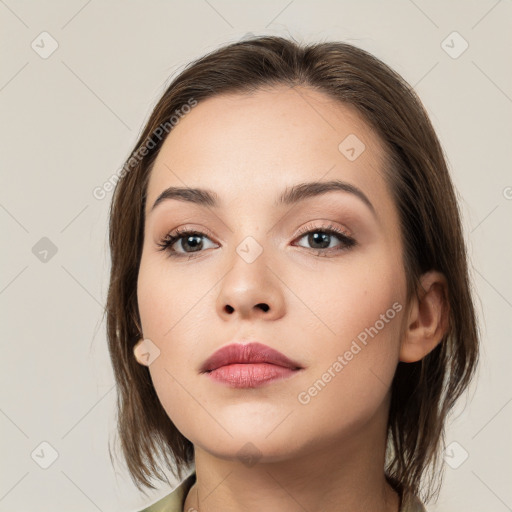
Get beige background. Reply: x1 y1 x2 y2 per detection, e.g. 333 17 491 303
1 1 511 511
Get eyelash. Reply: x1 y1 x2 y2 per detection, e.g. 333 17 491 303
156 223 357 260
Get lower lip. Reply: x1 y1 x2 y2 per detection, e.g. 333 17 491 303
205 363 300 388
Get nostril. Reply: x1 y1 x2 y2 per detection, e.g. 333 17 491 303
224 305 234 313
257 303 269 312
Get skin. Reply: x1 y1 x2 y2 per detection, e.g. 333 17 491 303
135 85 448 512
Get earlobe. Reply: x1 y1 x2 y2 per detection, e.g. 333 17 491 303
399 271 450 363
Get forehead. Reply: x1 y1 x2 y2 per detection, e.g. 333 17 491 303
145 85 390 215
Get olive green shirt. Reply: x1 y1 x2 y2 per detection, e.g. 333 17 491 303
138 472 427 512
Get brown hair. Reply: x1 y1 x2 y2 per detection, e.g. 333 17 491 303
105 35 479 505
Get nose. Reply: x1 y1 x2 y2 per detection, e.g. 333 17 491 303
216 246 285 321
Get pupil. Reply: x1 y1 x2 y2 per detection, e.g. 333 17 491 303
183 235 202 252
309 232 329 249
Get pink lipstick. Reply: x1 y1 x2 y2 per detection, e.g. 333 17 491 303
200 342 303 388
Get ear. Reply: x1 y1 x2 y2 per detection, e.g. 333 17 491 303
400 270 450 363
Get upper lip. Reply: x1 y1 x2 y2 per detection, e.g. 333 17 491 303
200 342 303 373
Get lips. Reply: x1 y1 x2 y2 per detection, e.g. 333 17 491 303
200 342 302 373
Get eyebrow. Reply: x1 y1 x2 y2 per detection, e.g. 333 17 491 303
149 179 376 217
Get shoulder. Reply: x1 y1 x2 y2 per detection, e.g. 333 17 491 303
136 472 196 512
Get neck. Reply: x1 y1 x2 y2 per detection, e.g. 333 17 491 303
183 396 400 512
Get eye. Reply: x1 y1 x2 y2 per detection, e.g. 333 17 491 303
156 223 356 260
157 227 218 258
293 222 356 255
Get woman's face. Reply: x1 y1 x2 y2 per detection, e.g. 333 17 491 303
137 85 408 462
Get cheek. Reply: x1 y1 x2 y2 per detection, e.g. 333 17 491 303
291 250 405 348
136 255 207 439
289 249 405 400
289 259 405 440
137 251 210 339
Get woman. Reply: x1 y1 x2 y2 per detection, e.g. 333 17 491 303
106 35 479 511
